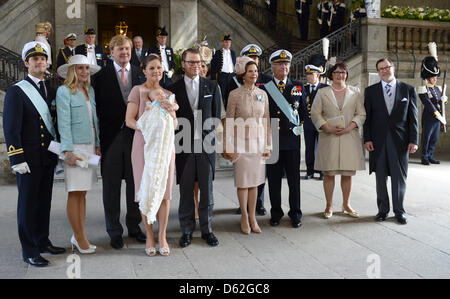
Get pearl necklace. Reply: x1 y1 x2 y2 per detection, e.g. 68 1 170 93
331 85 346 92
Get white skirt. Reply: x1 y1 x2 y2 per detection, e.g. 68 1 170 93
63 143 97 192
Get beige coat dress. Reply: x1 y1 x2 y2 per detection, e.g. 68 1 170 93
224 86 272 188
310 85 366 173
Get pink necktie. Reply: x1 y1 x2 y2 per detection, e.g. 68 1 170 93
121 68 127 86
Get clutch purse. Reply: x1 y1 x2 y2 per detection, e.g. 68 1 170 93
326 115 345 129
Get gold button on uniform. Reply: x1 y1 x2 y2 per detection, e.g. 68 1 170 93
41 143 45 147
41 134 44 138
277 126 280 130
40 125 44 129
277 111 280 115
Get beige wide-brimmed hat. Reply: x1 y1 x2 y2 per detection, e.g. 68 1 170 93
57 54 101 78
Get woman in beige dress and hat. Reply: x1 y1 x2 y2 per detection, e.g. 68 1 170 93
310 61 366 219
56 55 101 253
224 56 271 234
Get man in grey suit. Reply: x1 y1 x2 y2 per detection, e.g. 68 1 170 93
363 58 419 225
168 48 222 247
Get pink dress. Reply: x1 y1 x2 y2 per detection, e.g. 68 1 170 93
128 85 175 203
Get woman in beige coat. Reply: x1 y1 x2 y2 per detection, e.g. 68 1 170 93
311 62 366 219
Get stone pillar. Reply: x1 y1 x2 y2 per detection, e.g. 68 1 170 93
170 0 197 51
55 0 87 52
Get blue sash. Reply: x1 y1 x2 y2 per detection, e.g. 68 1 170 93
265 81 302 136
15 80 57 139
233 76 241 88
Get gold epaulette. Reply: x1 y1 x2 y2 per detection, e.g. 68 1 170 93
7 145 24 157
417 85 427 94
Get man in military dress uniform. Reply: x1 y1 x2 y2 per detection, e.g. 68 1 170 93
225 43 271 216
301 54 328 180
148 26 176 88
329 0 346 34
75 28 104 67
262 50 304 228
210 34 236 101
56 33 77 69
317 0 332 38
296 0 312 41
418 55 448 165
3 41 65 267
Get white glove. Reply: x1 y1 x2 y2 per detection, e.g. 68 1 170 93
441 95 448 104
265 0 270 5
318 19 322 25
167 70 174 79
435 111 447 125
12 162 31 174
297 9 302 14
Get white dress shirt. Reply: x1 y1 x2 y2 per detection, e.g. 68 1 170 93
184 75 202 140
221 48 234 73
28 74 47 98
381 78 397 115
86 44 97 66
160 45 170 72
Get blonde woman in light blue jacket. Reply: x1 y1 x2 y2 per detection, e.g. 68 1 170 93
56 55 101 254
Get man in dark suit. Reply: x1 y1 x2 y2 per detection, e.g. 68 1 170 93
148 26 176 88
301 54 328 180
56 33 77 70
3 41 65 267
225 43 271 216
168 48 222 248
364 58 419 225
263 49 304 228
130 36 147 68
210 34 236 100
75 28 104 67
93 35 146 249
295 0 312 41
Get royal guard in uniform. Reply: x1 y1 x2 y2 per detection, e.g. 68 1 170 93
56 33 77 69
317 0 332 38
75 28 104 67
350 0 367 22
148 26 176 88
302 54 328 180
262 50 304 228
210 34 236 100
329 0 346 34
418 43 448 165
3 41 65 267
296 0 312 41
225 43 271 217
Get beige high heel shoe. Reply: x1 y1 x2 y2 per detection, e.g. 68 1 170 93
324 210 333 219
342 206 359 218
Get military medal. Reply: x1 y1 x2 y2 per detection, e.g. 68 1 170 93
293 126 302 136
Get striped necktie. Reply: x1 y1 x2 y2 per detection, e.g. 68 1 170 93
385 83 392 99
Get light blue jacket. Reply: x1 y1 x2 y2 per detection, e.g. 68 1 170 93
56 85 100 152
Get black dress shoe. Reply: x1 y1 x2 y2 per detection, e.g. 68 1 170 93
256 206 267 216
23 256 49 267
291 219 302 228
179 233 193 248
40 245 66 255
375 213 387 222
429 158 440 164
235 207 242 215
395 214 408 225
129 230 146 243
303 174 313 180
421 159 430 165
110 237 124 250
269 219 280 227
201 233 219 247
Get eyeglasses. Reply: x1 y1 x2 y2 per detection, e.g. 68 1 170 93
184 60 202 66
378 65 393 72
332 71 347 75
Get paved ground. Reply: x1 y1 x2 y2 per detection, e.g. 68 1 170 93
1 156 450 279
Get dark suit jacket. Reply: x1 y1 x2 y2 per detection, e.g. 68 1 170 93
301 82 328 131
363 80 419 174
130 47 147 68
92 62 145 157
262 78 304 151
223 72 272 109
148 46 176 71
75 44 104 67
167 76 222 184
210 49 236 81
3 76 57 167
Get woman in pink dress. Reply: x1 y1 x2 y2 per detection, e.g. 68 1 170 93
125 54 178 256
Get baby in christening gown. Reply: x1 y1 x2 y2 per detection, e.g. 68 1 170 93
136 89 176 224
